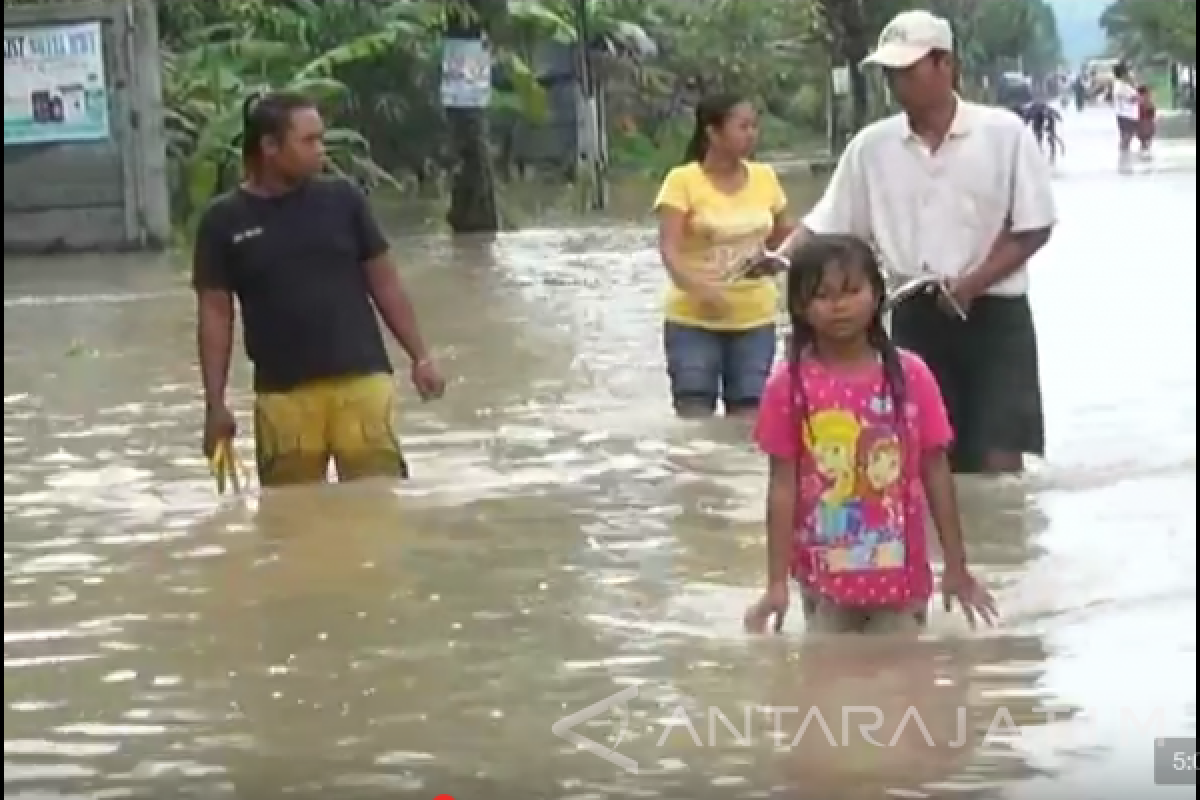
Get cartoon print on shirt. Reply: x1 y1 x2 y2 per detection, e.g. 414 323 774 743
861 425 904 531
867 393 894 417
803 408 864 541
803 400 908 575
872 539 906 569
847 530 882 569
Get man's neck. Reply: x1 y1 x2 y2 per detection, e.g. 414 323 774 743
907 94 959 152
242 169 300 197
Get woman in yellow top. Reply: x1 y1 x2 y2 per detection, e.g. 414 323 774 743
655 94 794 418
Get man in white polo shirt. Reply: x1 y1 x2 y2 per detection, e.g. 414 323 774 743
1111 61 1140 166
793 10 1057 474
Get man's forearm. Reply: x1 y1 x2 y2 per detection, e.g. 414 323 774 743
963 227 1052 297
773 224 811 257
766 219 797 252
197 300 233 407
366 260 431 363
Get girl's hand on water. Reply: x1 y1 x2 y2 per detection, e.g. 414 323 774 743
744 583 790 634
941 566 999 629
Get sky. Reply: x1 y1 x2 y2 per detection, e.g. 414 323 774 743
1047 0 1110 66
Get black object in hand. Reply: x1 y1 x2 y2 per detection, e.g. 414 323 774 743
741 251 789 280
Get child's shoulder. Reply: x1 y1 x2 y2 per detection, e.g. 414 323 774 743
765 359 795 389
897 348 936 380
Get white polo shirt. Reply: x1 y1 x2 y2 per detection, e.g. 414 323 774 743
1113 79 1140 121
803 99 1057 297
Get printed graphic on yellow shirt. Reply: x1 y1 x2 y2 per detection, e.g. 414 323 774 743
690 208 776 284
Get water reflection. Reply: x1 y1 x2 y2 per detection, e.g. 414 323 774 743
4 110 1197 798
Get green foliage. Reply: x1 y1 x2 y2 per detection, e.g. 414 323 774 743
142 0 1069 229
160 0 436 238
1100 0 1195 65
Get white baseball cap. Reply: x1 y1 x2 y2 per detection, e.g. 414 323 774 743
862 10 954 69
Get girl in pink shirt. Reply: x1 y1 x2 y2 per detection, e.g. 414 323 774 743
744 235 997 635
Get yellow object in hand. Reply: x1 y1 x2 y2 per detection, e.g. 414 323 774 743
209 437 244 495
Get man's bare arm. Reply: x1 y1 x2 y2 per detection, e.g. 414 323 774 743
771 224 813 258
363 255 432 364
766 212 797 252
961 121 1057 296
197 289 235 407
960 227 1052 298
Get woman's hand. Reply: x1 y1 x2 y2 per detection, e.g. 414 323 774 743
744 582 790 634
741 249 789 279
691 283 732 319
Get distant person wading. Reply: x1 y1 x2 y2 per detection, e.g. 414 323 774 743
654 95 795 418
1112 63 1141 166
192 91 445 488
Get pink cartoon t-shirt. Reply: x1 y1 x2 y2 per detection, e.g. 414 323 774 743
754 349 954 609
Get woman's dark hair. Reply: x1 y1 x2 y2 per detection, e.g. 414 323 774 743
240 90 316 162
785 234 907 434
682 93 745 164
1114 62 1129 80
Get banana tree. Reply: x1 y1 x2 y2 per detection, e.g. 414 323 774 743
162 1 436 238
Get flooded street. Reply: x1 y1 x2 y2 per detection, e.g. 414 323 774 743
5 108 1196 799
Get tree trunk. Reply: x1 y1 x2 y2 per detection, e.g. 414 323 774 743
821 0 872 140
841 0 872 133
446 108 499 233
849 65 869 132
445 0 500 234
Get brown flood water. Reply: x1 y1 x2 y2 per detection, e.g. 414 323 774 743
4 110 1197 799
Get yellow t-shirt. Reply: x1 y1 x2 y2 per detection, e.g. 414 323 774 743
653 161 788 331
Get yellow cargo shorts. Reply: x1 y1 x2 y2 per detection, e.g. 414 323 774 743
253 373 409 487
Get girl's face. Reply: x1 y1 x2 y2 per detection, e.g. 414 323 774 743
799 260 879 342
709 102 759 159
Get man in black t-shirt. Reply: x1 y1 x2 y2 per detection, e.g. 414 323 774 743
193 91 445 487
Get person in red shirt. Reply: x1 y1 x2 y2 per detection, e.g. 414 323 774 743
1136 84 1157 156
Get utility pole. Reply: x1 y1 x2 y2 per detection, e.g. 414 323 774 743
442 0 500 234
573 0 607 211
828 64 851 155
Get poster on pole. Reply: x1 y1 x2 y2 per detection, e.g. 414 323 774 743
4 21 111 145
441 38 492 109
831 66 851 97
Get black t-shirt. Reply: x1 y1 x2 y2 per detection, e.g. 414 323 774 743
192 177 393 392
